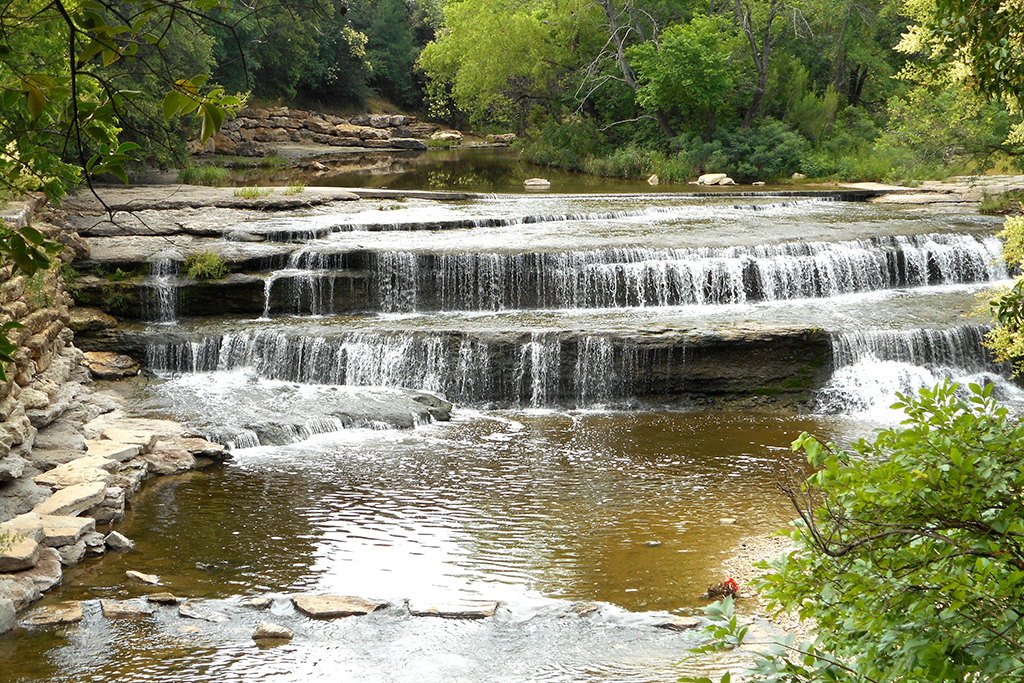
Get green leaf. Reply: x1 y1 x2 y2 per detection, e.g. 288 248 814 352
162 91 181 120
25 86 45 119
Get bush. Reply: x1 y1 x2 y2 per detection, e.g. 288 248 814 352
184 251 229 279
690 381 1024 683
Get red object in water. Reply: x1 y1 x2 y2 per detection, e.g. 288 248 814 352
723 577 739 592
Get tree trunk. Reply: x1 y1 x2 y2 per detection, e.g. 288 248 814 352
735 0 783 130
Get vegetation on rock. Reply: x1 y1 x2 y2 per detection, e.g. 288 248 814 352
184 251 228 279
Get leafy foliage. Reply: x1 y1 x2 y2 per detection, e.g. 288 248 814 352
184 250 228 279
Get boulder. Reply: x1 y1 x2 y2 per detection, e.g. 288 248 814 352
647 174 659 186
143 447 196 475
68 307 119 333
0 454 27 482
792 172 806 180
697 173 728 185
100 599 154 619
81 531 106 556
82 352 140 380
84 486 126 524
717 177 736 186
431 130 463 142
146 592 183 605
253 621 294 641
2 512 45 543
85 440 140 463
0 535 40 572
240 596 273 609
32 481 107 517
523 178 551 188
20 601 84 626
292 595 386 618
100 427 159 452
390 138 428 151
0 576 41 611
57 540 86 566
655 616 702 631
13 547 62 592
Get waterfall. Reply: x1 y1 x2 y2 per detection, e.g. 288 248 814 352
815 326 1021 415
144 259 178 323
354 233 1006 313
147 330 633 408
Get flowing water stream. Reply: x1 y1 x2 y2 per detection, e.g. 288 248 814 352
6 172 1022 682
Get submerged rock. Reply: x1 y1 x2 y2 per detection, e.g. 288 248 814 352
100 599 155 619
240 596 273 609
126 570 160 585
292 595 386 618
178 601 229 623
655 616 702 631
408 600 499 619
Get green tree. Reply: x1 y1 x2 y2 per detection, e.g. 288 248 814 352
686 381 1024 683
627 15 739 140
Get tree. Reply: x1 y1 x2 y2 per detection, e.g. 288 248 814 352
686 381 1024 683
729 0 788 128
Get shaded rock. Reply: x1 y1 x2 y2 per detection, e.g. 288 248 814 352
100 599 154 618
253 621 293 640
0 598 13 635
292 595 386 618
57 540 86 566
240 596 273 609
179 601 229 622
0 454 27 482
13 547 62 592
82 351 140 379
390 138 428 150
408 600 499 619
81 531 106 556
85 440 141 462
126 570 160 585
32 481 106 516
0 535 40 572
409 392 452 422
0 576 41 611
84 485 126 524
105 530 134 551
21 601 84 626
40 514 95 547
33 423 87 453
68 307 118 333
147 592 183 605
0 470 49 521
655 616 702 631
225 229 265 243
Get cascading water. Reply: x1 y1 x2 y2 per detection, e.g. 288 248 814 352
144 259 179 323
815 325 1022 415
257 233 1005 315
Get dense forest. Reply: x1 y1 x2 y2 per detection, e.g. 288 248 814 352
3 0 1023 190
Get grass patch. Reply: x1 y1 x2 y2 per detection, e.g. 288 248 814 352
233 186 273 199
184 251 229 279
256 155 289 169
283 181 306 196
178 165 231 186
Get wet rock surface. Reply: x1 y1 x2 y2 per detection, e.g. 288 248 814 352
292 595 387 618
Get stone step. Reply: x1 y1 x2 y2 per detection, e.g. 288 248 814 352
40 515 96 548
85 440 141 462
100 428 158 453
32 481 107 517
0 513 45 543
33 455 117 489
20 601 84 626
291 595 386 618
408 600 499 619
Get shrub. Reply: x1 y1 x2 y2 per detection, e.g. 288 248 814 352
184 251 229 279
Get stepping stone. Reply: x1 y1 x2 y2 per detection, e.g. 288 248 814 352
100 599 155 619
292 595 386 618
655 616 702 632
85 440 141 462
33 455 118 490
32 481 106 517
1 513 45 543
40 515 96 547
20 601 84 626
105 531 134 551
178 602 229 623
147 592 183 605
252 621 293 641
408 600 499 619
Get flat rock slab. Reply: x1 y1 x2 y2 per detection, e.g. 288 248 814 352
11 548 62 592
147 592 183 605
32 481 107 517
408 600 499 619
100 599 155 619
240 596 273 609
21 601 84 626
33 455 117 489
655 616 702 632
41 514 97 548
1 513 45 543
178 602 229 623
85 440 141 462
126 570 160 585
292 595 386 618
101 428 158 453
